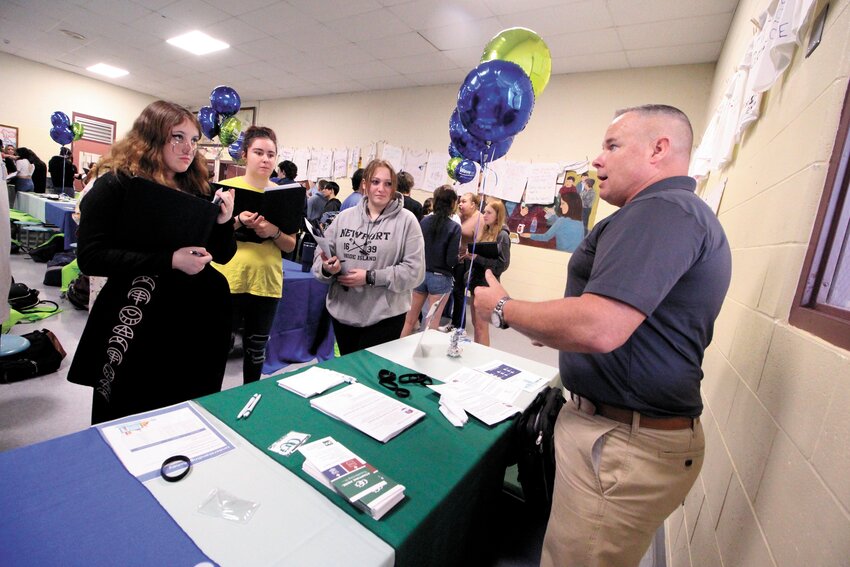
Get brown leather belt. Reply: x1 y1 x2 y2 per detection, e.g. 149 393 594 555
572 394 695 430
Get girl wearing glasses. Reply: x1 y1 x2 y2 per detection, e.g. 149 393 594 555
313 159 424 354
68 100 237 424
212 126 297 384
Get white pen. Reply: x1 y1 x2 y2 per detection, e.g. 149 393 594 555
241 393 262 419
237 393 259 419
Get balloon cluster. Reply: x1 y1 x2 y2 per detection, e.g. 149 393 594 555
49 111 84 145
197 85 244 159
447 28 551 184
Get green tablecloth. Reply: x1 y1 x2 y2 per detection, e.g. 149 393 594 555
196 349 515 567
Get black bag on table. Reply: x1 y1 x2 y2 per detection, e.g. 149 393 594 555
0 329 67 383
513 385 566 517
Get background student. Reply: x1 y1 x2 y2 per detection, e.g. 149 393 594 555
313 159 424 354
212 126 297 384
67 100 236 424
467 198 510 346
401 185 460 336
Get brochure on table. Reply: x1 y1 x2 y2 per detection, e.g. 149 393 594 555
97 402 234 481
277 367 357 398
299 436 405 520
428 360 550 426
310 383 425 443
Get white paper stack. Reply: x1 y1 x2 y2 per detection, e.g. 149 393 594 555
310 383 425 443
299 436 405 520
277 367 356 398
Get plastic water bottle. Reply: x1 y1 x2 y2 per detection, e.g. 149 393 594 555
530 217 538 233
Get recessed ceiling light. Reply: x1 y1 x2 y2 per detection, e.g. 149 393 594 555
87 63 129 78
167 30 229 55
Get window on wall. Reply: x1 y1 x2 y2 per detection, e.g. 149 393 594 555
790 83 850 351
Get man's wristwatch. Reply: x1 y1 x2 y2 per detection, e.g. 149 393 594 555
491 296 511 329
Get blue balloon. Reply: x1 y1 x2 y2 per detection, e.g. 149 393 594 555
454 159 477 184
228 132 245 160
449 109 488 162
449 109 514 164
198 106 219 140
448 143 462 159
49 126 74 145
51 111 71 128
210 85 241 117
457 59 534 143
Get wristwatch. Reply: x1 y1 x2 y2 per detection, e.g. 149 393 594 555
491 296 511 329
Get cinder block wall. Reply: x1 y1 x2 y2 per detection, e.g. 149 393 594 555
667 1 850 565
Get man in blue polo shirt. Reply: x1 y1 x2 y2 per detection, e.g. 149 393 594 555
475 104 731 567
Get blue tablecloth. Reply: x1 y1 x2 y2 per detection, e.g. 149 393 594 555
0 428 215 566
263 259 334 373
44 200 77 249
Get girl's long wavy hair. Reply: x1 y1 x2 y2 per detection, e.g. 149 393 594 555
92 100 210 195
430 184 457 236
480 198 507 242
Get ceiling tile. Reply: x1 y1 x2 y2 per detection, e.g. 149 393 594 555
288 0 383 23
550 50 629 74
130 11 196 40
363 74 418 91
501 0 614 36
357 31 437 59
310 44 374 67
546 27 623 57
382 51 457 73
200 0 278 17
626 42 722 68
204 17 270 47
237 2 303 34
325 7 412 43
81 0 154 24
411 67 467 87
483 0 578 16
389 0 495 30
419 16 504 50
332 60 399 80
608 0 739 26
442 45 484 68
618 12 734 50
130 0 180 10
158 0 231 28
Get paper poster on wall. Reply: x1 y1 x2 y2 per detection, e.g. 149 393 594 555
332 149 348 179
524 162 561 204
279 147 295 163
423 152 449 191
314 149 333 179
401 148 428 188
292 148 310 181
380 143 403 173
480 159 527 203
365 143 376 166
350 146 361 170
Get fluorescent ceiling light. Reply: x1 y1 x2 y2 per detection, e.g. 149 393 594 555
167 30 229 55
87 63 129 78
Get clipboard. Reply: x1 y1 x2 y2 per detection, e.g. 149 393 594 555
468 241 499 259
119 177 219 251
217 181 306 242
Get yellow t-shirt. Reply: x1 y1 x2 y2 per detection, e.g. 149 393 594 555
212 177 283 298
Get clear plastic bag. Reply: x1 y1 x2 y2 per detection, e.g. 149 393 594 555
197 488 259 523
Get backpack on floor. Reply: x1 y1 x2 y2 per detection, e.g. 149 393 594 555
8 281 40 311
0 329 67 383
66 274 90 310
25 233 66 263
43 251 76 287
512 386 565 517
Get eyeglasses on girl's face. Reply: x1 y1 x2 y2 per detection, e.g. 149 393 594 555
169 133 199 153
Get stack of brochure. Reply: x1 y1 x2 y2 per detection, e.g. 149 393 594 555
277 367 355 398
310 382 425 443
298 436 405 520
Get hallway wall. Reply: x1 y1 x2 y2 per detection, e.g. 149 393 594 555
667 1 850 565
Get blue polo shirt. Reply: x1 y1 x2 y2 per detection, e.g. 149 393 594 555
560 176 731 417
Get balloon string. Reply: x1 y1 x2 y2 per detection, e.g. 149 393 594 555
459 147 492 331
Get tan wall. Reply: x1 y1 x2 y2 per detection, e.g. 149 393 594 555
668 1 850 565
256 65 715 301
0 52 155 161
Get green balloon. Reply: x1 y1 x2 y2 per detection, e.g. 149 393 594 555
480 27 552 97
447 157 461 180
71 122 84 141
219 116 242 146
